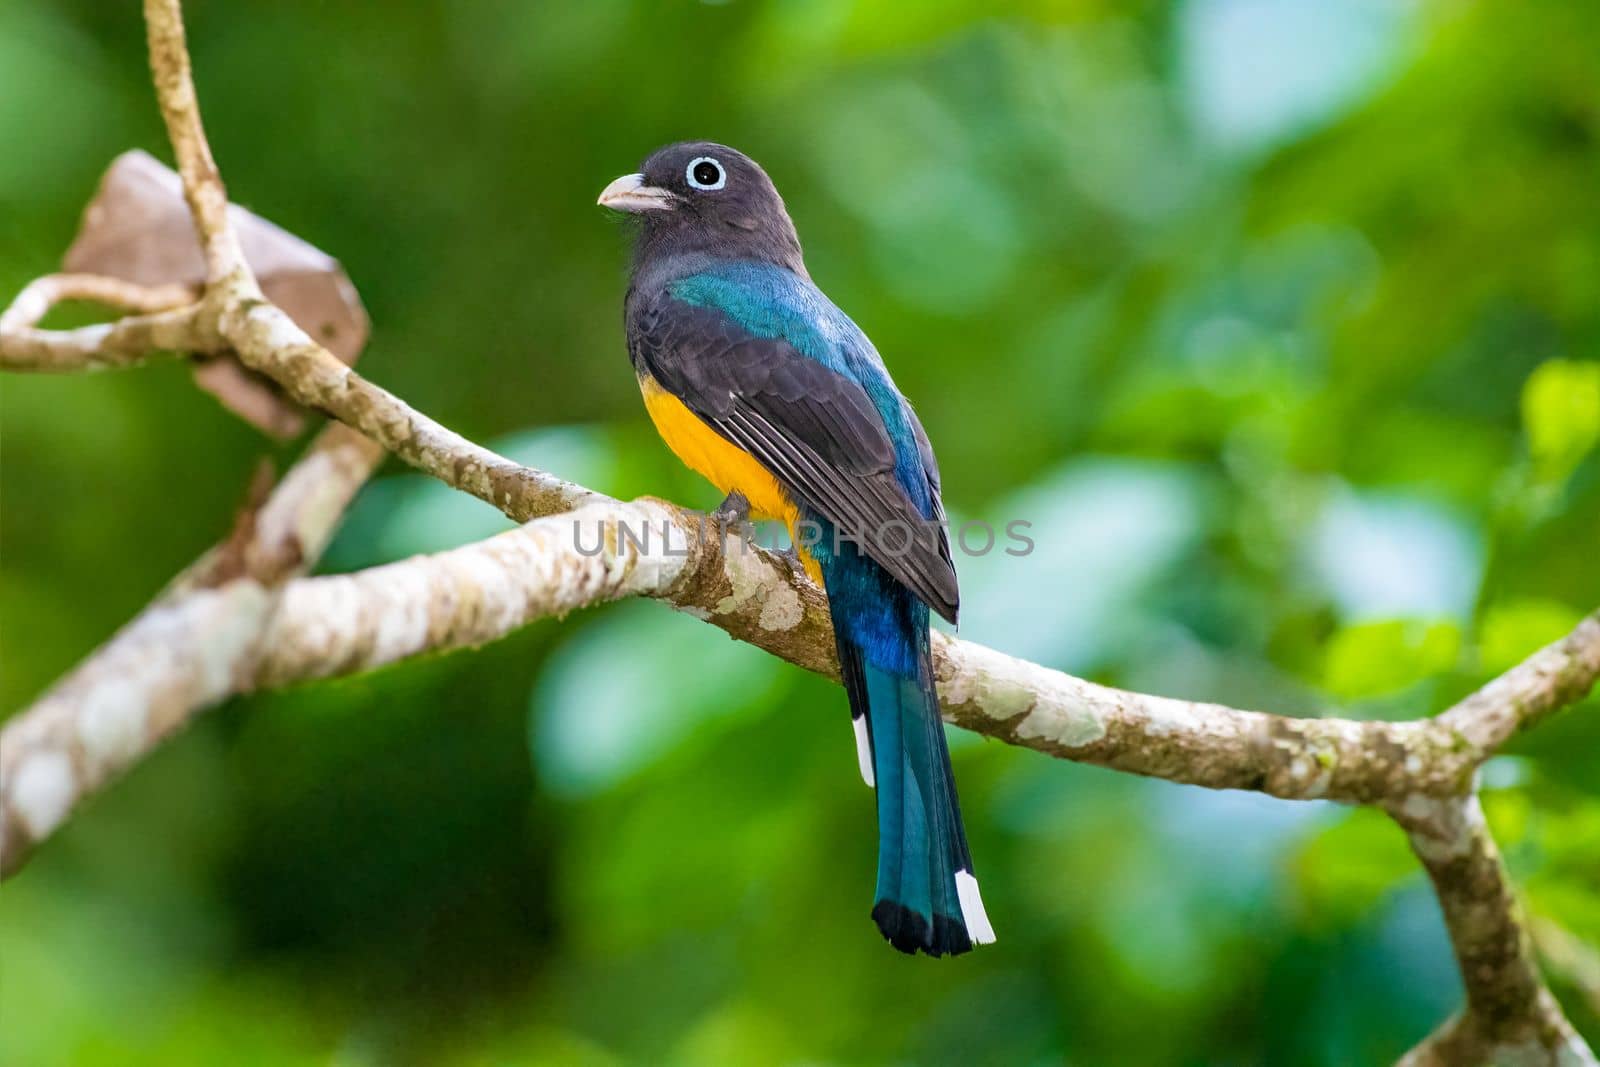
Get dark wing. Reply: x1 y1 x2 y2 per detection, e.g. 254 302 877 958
631 292 959 622
903 402 956 594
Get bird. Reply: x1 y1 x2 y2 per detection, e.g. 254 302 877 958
599 142 993 957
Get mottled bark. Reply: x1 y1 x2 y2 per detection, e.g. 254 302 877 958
0 273 207 370
1391 796 1592 1066
142 0 245 285
1436 616 1600 762
221 298 595 521
0 419 383 877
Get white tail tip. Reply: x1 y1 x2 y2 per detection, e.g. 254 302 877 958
956 869 996 945
851 714 875 788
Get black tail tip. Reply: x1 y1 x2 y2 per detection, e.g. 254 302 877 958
872 900 973 958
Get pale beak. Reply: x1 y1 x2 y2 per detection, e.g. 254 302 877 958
597 172 676 213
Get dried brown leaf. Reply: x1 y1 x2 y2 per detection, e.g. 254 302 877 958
63 150 369 437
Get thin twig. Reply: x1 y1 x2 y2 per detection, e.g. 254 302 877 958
142 0 249 285
0 273 210 371
0 274 194 326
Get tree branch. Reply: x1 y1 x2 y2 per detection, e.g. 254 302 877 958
213 488 1600 806
0 273 210 371
0 423 382 876
143 0 247 285
1435 616 1600 761
1 1 1595 1061
221 299 595 521
219 493 1596 804
13 476 1589 811
1391 794 1594 1065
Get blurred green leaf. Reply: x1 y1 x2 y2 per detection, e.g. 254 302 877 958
1292 807 1418 929
1478 598 1585 676
1520 798 1600 945
1322 618 1461 700
530 601 788 798
1523 358 1600 481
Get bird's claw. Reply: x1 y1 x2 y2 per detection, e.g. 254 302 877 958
712 490 751 527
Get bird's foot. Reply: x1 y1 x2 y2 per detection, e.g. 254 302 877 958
712 490 751 527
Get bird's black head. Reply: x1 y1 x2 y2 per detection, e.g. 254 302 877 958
598 141 806 276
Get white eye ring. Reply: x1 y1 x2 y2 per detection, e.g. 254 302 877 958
686 156 726 191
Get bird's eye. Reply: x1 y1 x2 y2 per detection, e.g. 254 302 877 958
686 156 726 191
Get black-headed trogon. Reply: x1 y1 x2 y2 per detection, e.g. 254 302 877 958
599 142 993 957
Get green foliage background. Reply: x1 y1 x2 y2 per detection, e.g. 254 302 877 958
2 1 1597 1063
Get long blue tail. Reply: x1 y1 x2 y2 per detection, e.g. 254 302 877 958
822 545 994 957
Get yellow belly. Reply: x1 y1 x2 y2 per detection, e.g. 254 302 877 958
639 375 822 583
